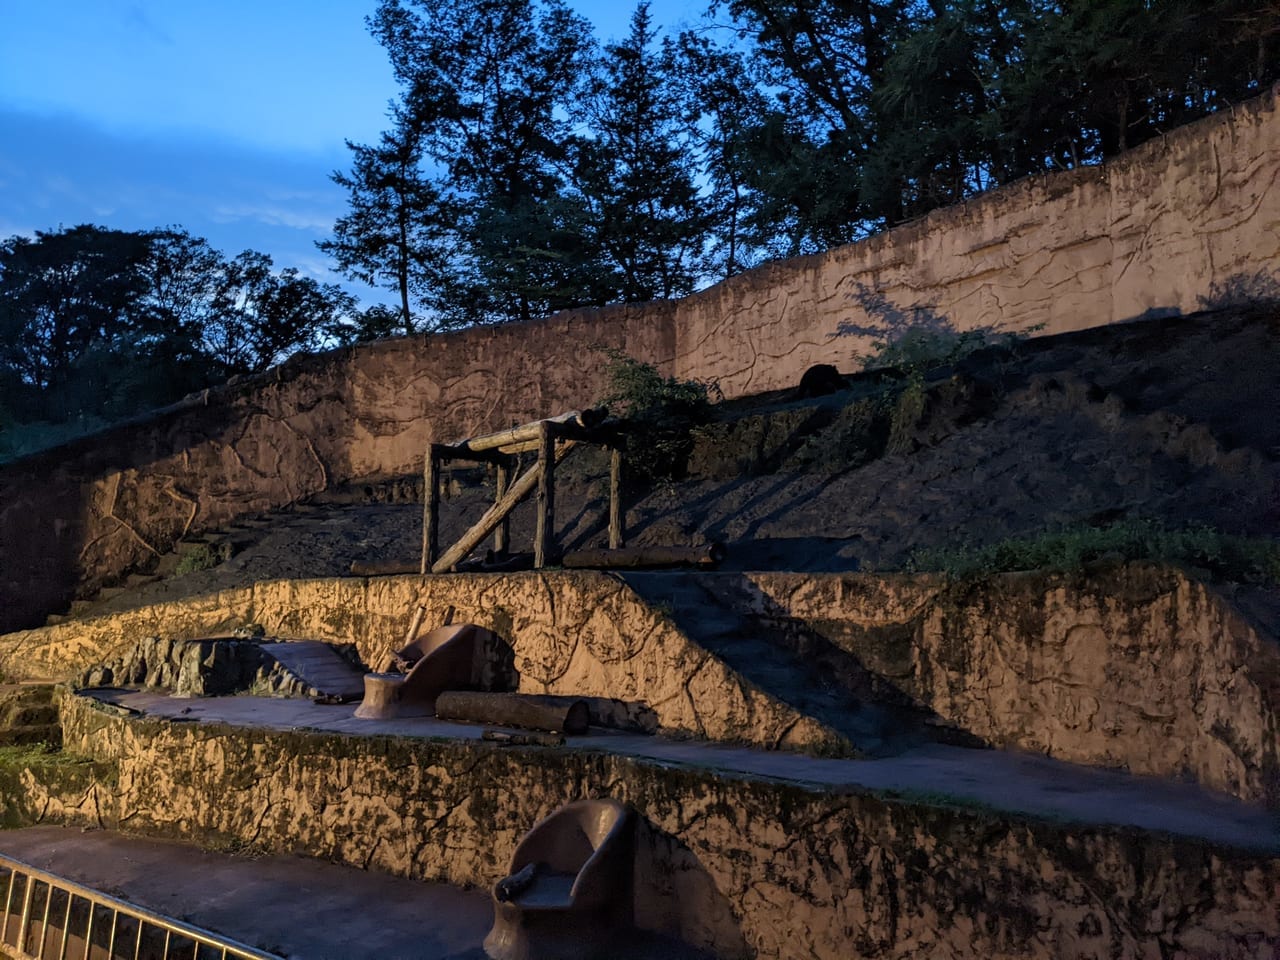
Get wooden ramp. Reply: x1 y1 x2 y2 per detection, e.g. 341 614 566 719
259 641 366 703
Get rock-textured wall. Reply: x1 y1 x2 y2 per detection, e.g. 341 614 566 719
0 305 675 632
733 566 1280 808
676 85 1280 394
0 572 842 754
5 566 1276 807
2 89 1279 631
36 694 1280 960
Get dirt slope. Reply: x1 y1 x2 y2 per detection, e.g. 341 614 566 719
59 304 1280 621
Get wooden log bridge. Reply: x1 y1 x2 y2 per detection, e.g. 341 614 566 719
421 408 626 574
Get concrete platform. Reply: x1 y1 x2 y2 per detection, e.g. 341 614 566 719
0 825 492 959
88 688 1280 853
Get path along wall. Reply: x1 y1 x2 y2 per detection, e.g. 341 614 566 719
2 89 1279 630
22 695 1278 960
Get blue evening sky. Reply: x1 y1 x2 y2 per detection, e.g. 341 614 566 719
0 1 701 307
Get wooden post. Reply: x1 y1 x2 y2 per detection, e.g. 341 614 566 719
609 445 625 549
495 459 510 556
430 441 576 574
421 444 441 575
534 421 556 568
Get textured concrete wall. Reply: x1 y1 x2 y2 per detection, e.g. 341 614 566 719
731 566 1280 809
2 90 1279 630
36 695 1280 960
4 566 1276 807
0 572 841 753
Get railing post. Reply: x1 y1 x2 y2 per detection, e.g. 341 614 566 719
17 872 35 955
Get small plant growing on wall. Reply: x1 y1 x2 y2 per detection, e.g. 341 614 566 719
599 349 719 488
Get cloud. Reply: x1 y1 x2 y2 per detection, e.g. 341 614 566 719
211 202 335 234
0 107 381 305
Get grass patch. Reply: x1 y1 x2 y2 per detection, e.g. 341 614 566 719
907 519 1280 584
174 542 221 575
0 742 62 768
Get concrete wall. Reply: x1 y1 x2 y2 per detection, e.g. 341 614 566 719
2 90 1279 630
0 572 843 754
4 567 1276 807
32 695 1280 960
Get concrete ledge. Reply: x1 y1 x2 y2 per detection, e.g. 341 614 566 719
0 572 845 755
25 693 1279 960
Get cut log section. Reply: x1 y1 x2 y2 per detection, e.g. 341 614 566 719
435 691 590 735
560 542 727 570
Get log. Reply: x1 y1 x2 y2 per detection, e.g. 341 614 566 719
421 447 440 573
534 421 555 568
350 559 419 577
494 460 511 554
452 409 606 454
431 440 577 573
560 543 727 570
608 446 624 549
435 691 590 735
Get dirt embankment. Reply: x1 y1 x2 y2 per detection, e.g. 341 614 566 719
56 305 1279 626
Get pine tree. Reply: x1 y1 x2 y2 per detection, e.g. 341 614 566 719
572 3 707 302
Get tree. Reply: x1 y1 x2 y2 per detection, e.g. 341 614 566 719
370 0 605 322
318 120 452 334
0 225 153 420
197 250 357 377
674 32 769 277
570 3 707 302
0 225 359 443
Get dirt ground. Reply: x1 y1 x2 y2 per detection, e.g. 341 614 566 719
70 304 1280 621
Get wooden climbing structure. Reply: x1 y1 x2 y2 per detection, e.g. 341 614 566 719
421 409 625 573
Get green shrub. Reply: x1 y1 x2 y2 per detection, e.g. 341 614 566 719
599 350 719 487
175 542 221 575
908 519 1280 584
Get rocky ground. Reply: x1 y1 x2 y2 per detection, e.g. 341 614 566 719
61 303 1280 623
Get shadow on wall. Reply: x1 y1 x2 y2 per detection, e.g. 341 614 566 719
1200 269 1280 312
633 817 751 960
836 283 958 343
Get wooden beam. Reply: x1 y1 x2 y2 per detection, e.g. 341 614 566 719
430 440 577 573
495 459 510 555
609 446 625 549
534 420 556 568
451 408 606 454
421 445 441 574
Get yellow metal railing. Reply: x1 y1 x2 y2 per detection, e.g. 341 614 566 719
0 852 280 960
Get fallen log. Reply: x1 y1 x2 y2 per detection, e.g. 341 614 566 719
560 542 727 570
350 559 419 577
435 691 590 735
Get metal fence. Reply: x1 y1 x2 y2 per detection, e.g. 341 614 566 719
0 852 281 960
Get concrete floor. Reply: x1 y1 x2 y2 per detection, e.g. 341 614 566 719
89 689 1280 853
0 825 493 959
